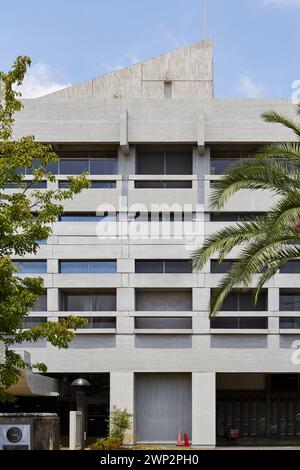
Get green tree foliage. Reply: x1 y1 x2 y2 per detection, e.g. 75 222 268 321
0 56 89 400
192 104 300 316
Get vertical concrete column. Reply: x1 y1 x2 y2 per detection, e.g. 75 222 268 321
268 288 279 312
192 372 216 448
117 287 135 311
47 288 59 312
110 372 134 445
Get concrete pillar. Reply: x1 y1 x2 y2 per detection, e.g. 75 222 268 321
117 287 135 311
268 288 279 312
192 372 216 448
47 288 59 311
110 372 134 445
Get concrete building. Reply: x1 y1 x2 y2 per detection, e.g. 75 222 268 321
4 40 300 446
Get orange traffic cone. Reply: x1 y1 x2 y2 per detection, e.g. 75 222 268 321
176 431 183 447
183 433 191 447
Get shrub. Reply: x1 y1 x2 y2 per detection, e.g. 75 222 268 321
109 407 132 441
89 407 132 450
89 437 122 450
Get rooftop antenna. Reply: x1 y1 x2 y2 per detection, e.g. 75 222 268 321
203 0 206 40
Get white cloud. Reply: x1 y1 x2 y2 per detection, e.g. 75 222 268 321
235 74 265 98
264 0 300 6
100 49 140 73
17 63 71 98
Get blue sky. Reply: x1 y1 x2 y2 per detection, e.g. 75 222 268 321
0 0 299 98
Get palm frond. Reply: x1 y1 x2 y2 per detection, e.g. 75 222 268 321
254 246 300 303
193 104 300 315
209 239 300 316
209 158 299 210
262 110 300 138
192 217 268 271
257 142 300 162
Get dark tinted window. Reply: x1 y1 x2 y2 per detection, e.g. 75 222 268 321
137 151 164 174
210 213 263 222
29 294 47 311
165 151 192 174
280 262 300 274
280 291 300 311
215 290 267 311
280 317 300 329
62 290 116 311
135 317 192 329
211 260 236 273
60 316 116 329
135 260 191 273
211 317 267 329
23 317 47 328
165 260 192 273
59 180 116 189
135 261 163 273
136 149 192 175
59 213 117 221
5 181 47 189
210 159 239 175
134 181 192 189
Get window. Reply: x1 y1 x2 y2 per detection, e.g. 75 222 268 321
280 290 300 311
134 181 192 189
25 153 118 175
25 158 59 175
133 212 194 222
60 159 89 175
59 316 116 329
5 181 47 189
280 317 300 329
164 81 172 98
280 261 300 274
61 290 116 311
135 289 192 311
210 317 268 329
210 212 264 222
210 259 264 274
29 294 47 311
164 260 192 273
59 180 116 189
37 239 47 245
59 260 117 273
213 289 268 311
210 159 239 175
209 145 261 175
135 260 192 273
23 317 47 328
210 260 236 273
135 317 192 329
136 261 163 273
59 212 118 222
58 152 117 175
12 260 47 274
136 148 192 175
90 158 117 175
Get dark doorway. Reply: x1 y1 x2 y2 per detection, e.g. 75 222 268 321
217 374 300 446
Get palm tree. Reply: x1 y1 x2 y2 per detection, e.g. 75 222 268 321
192 104 300 316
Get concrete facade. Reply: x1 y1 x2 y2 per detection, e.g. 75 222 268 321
9 40 300 446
